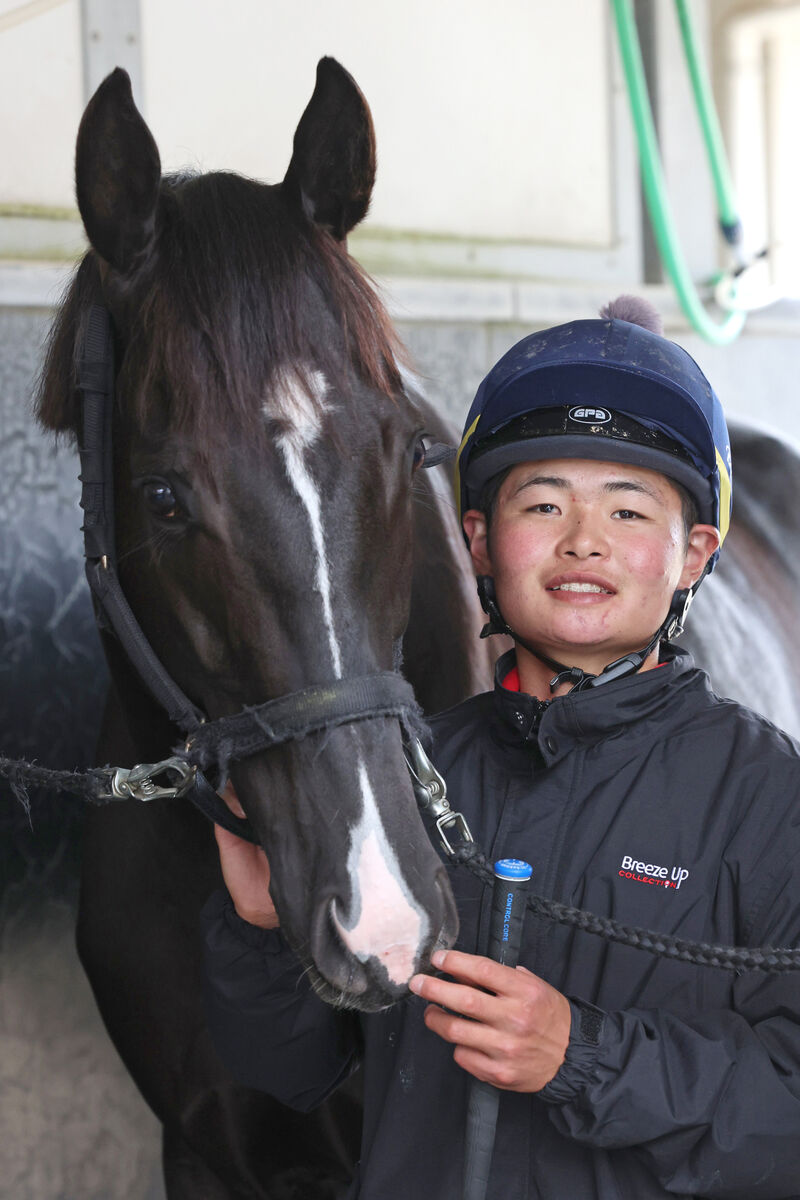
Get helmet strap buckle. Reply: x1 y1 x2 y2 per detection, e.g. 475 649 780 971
476 575 513 639
665 587 694 641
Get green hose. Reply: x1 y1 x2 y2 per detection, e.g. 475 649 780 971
674 0 740 238
611 0 745 345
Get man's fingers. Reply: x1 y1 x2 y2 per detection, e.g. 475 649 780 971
214 823 240 851
410 973 499 1022
425 948 531 996
214 823 268 866
453 1045 524 1090
423 1003 507 1056
221 780 246 818
412 951 572 1093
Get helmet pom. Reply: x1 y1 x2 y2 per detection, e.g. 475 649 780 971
600 294 664 336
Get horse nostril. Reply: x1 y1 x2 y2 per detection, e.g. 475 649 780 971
307 875 456 1005
308 897 370 996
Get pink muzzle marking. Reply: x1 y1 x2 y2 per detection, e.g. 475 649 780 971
332 827 426 987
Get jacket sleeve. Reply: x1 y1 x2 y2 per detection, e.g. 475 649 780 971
201 889 360 1112
539 859 800 1198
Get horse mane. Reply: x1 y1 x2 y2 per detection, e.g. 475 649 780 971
36 170 404 442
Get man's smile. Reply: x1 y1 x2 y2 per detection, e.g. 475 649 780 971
545 572 616 597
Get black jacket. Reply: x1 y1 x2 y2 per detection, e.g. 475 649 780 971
202 648 800 1199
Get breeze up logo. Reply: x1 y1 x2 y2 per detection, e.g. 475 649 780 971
619 855 689 890
569 405 611 424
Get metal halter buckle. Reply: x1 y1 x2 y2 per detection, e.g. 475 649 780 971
403 738 473 856
110 757 197 802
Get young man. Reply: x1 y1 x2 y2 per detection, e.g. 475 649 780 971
203 299 800 1198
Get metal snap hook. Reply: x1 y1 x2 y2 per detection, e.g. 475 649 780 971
403 737 472 856
110 757 196 802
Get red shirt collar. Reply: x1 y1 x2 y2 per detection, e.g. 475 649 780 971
502 661 665 694
502 665 521 692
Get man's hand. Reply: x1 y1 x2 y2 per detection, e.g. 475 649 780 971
409 948 571 1092
214 783 279 929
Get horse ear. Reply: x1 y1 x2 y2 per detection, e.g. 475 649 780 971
75 68 161 274
283 57 376 240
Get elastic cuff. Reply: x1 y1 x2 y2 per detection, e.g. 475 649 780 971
203 888 287 954
224 904 288 955
538 997 606 1105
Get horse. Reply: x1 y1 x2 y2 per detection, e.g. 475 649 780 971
683 420 800 738
34 59 493 1198
28 55 800 1200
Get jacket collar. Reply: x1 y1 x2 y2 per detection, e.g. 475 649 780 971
493 645 704 762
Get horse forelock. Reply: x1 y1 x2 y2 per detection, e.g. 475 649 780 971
36 169 405 447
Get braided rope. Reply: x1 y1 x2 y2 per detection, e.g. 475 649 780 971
0 756 110 808
4 755 799 971
450 844 800 972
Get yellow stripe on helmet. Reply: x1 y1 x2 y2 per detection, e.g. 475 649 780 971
715 448 731 544
454 414 481 524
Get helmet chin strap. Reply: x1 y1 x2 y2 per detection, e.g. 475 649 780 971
476 575 698 694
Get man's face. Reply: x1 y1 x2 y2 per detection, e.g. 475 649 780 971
462 457 719 678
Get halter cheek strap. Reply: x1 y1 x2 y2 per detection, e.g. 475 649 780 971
78 305 206 732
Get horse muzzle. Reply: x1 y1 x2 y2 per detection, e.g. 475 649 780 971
308 868 458 1010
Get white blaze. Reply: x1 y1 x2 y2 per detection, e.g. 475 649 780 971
269 371 426 983
333 759 428 986
270 371 341 677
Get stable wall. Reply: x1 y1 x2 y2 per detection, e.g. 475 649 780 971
1 0 615 247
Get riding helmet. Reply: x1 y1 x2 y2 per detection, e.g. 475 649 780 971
456 296 731 570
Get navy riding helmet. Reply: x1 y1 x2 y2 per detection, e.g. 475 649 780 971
456 308 732 572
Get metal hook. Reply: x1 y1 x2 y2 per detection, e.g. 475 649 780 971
403 738 472 856
110 757 196 802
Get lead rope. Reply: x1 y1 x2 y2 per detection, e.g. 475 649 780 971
0 754 197 818
5 741 799 970
404 738 800 972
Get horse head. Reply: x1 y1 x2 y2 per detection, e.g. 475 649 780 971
37 60 459 1011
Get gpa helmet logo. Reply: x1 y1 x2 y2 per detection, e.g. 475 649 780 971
569 406 612 424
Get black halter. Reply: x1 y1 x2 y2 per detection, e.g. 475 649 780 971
76 304 423 842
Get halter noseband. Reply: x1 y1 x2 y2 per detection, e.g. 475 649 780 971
77 304 423 843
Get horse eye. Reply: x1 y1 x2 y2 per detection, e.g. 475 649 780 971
412 439 426 472
142 481 178 519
